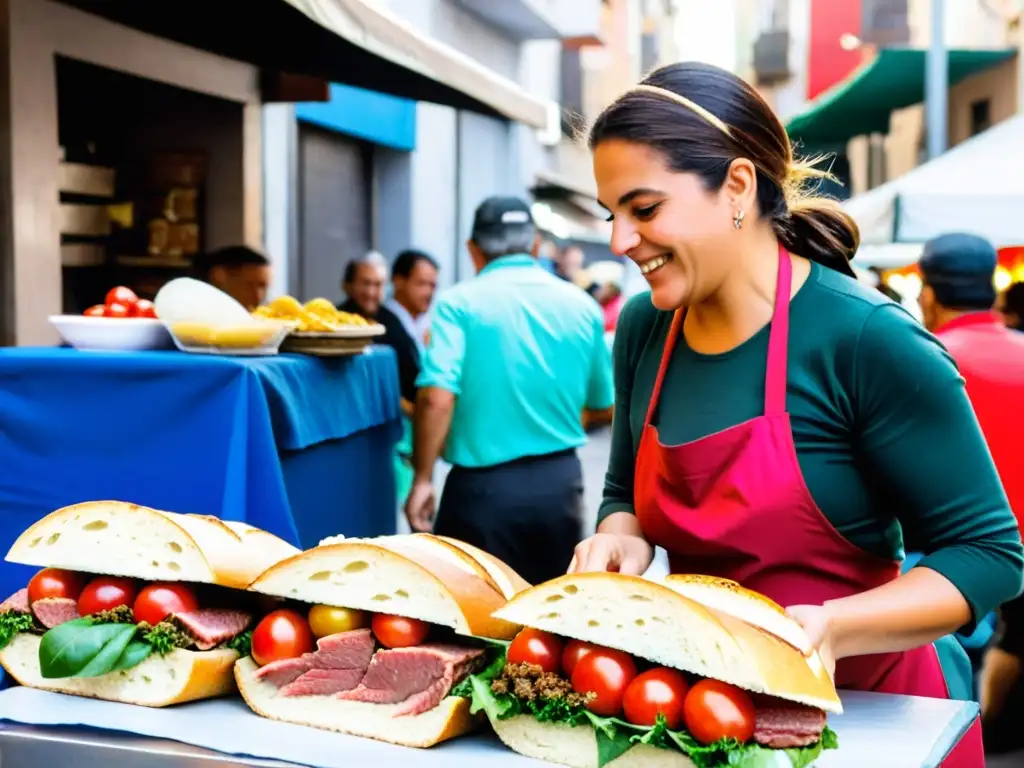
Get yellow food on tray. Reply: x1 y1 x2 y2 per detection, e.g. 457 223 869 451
252 296 372 333
171 322 282 349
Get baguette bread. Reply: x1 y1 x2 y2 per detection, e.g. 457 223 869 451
1 501 298 707
234 656 479 748
7 500 299 588
426 535 532 598
0 633 238 707
662 574 812 655
248 539 520 640
492 572 840 713
491 717 697 768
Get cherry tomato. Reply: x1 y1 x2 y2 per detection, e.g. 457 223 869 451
570 647 638 717
84 305 106 318
105 301 131 318
27 568 86 604
77 576 138 616
683 679 756 745
133 299 157 318
562 639 599 677
132 582 199 625
105 286 138 309
622 667 691 729
307 604 368 639
507 628 564 674
371 614 430 648
252 609 315 666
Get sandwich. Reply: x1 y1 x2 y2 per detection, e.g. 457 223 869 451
460 573 841 768
234 532 530 748
0 500 299 707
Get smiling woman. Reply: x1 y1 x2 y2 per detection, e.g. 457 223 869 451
569 61 1024 768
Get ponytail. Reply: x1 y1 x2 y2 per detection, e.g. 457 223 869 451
770 157 860 274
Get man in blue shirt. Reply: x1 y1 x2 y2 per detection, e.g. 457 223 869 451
404 196 615 584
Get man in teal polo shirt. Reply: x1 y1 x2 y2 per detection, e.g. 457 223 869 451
404 196 614 584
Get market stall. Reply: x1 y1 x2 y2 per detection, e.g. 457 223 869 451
0 346 402 599
0 688 980 767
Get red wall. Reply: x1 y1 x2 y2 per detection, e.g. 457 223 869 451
807 0 863 100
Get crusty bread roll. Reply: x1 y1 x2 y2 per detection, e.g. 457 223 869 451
491 716 697 768
248 539 520 640
234 656 479 748
7 500 299 589
0 633 238 708
662 574 813 655
427 535 532 598
492 572 841 713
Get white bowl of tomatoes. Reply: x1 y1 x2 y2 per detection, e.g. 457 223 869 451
50 286 173 352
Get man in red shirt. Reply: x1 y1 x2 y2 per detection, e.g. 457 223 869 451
918 233 1024 751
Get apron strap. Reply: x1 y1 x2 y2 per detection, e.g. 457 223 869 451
643 309 684 428
644 245 793 426
764 245 793 416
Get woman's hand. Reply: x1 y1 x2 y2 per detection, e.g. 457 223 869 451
568 533 654 575
786 604 837 681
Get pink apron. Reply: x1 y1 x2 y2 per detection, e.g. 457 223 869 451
633 247 983 766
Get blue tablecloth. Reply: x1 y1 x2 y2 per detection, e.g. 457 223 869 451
0 347 402 601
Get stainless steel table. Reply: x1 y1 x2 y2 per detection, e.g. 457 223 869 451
0 688 979 768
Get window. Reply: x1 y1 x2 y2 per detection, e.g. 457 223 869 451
970 99 992 136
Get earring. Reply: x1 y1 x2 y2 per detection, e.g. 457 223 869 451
733 209 745 230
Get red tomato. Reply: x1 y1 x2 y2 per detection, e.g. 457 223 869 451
105 302 131 318
252 609 315 666
132 582 199 625
371 614 430 648
562 639 599 677
507 628 563 674
133 299 157 318
77 576 138 616
570 647 638 717
622 667 691 729
27 568 86 604
84 305 106 318
683 680 756 745
105 286 138 309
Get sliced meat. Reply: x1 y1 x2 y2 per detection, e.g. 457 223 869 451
254 656 314 686
337 644 484 716
174 609 252 650
0 588 29 614
281 667 366 697
753 702 827 748
31 597 80 629
311 629 374 670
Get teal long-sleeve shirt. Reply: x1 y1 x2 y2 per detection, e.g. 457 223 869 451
600 262 1024 626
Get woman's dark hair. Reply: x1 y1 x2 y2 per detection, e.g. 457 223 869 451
588 62 859 275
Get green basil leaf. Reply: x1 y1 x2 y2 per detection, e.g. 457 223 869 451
584 714 634 768
110 640 153 673
39 620 130 679
75 625 138 678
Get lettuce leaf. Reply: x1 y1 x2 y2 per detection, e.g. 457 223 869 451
456 656 838 768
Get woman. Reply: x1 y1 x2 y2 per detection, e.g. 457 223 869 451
570 62 1024 764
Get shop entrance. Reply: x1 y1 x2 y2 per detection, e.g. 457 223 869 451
56 56 245 312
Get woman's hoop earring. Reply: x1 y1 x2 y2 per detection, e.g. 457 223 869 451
733 209 745 230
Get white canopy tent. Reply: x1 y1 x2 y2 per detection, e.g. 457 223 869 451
847 113 1024 268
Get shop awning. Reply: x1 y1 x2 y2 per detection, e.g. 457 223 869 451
786 48 1016 146
60 0 555 129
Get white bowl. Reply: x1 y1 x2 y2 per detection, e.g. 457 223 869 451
49 315 173 352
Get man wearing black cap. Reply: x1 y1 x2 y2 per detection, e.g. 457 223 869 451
919 233 1024 752
403 195 615 585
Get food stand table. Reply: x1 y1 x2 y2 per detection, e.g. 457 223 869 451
0 687 981 767
0 347 402 599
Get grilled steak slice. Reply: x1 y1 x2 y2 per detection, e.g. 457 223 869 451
337 644 483 716
174 609 252 650
32 597 80 629
753 702 827 748
281 668 366 697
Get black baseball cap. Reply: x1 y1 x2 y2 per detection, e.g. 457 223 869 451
471 196 534 240
920 233 998 307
